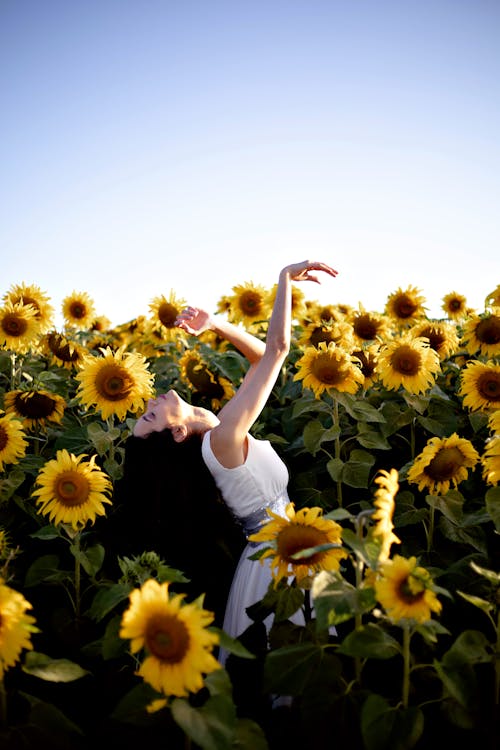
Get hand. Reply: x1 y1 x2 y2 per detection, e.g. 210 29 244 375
175 307 213 336
283 260 338 284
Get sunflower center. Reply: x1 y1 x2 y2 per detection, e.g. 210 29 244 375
419 327 445 352
390 345 421 375
449 298 463 311
353 315 378 340
312 353 350 385
145 613 190 664
158 302 178 328
239 291 263 316
309 326 335 349
309 328 337 348
425 446 464 481
16 392 56 419
95 365 133 402
2 313 28 337
353 350 375 378
476 316 500 346
477 372 500 403
398 575 425 603
277 524 328 564
47 333 79 363
70 303 87 320
394 295 417 319
0 426 7 451
55 471 90 507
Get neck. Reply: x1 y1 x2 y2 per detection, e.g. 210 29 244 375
192 406 220 434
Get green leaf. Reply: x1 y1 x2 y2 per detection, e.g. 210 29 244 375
70 542 105 577
274 584 304 622
110 682 160 726
337 623 401 659
171 693 236 750
24 555 70 587
87 583 132 622
457 591 494 615
263 643 324 695
485 486 500 532
215 628 256 659
233 718 269 750
312 569 376 628
303 419 340 455
336 393 386 423
361 694 424 750
30 524 62 540
442 629 491 666
356 424 391 450
326 457 344 481
22 651 90 682
19 691 84 738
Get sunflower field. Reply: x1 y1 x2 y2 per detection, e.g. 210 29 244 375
0 280 499 750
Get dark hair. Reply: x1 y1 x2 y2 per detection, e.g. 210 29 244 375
109 429 244 623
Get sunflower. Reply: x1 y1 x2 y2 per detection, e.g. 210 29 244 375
459 360 500 412
407 433 479 496
62 291 96 329
371 469 401 562
42 331 86 370
0 300 41 353
302 301 345 326
482 436 500 486
227 281 271 328
149 291 187 343
375 555 442 624
178 350 234 408
488 410 500 434
90 315 112 333
441 291 468 320
0 529 11 561
376 336 441 395
485 284 500 308
249 502 348 585
0 412 28 471
119 578 220 697
0 578 37 679
32 449 112 529
460 308 500 358
75 346 154 421
411 320 460 361
294 342 364 398
299 320 355 352
4 389 66 431
385 286 426 326
351 344 380 389
3 282 54 333
350 306 392 344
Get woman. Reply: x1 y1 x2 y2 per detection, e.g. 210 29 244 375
133 260 338 659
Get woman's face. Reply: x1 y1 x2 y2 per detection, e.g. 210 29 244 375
133 391 187 440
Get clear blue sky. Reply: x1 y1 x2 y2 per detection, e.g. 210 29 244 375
1 0 499 327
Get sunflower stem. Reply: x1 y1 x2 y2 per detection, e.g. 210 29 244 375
73 532 82 626
354 514 365 683
426 504 435 557
333 397 343 507
402 623 411 709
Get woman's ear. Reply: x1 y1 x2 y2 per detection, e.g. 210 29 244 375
172 424 188 443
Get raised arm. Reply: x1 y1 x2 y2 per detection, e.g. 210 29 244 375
175 306 265 366
210 260 338 467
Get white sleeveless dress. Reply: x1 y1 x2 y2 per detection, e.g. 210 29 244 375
201 430 294 663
